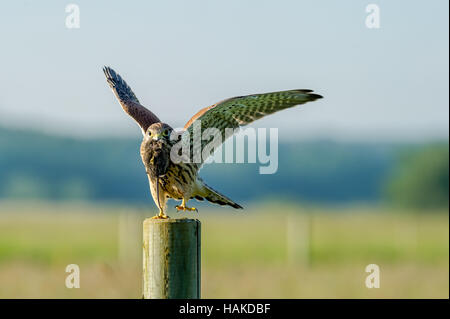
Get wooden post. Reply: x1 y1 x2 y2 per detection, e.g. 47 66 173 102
143 218 201 299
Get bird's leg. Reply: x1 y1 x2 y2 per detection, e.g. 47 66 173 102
175 198 198 212
151 177 170 219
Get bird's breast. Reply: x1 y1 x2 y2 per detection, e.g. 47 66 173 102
159 162 197 199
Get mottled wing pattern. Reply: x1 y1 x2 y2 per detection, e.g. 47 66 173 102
103 66 160 135
183 89 322 167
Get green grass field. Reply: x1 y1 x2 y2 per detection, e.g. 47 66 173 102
0 201 448 298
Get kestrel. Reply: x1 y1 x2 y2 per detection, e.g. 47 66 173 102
103 66 322 218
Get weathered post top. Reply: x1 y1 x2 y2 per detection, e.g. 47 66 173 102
143 218 201 299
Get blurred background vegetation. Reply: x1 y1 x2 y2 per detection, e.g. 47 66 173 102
0 126 448 298
1 126 448 209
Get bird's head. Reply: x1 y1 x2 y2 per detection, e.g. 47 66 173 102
144 123 174 143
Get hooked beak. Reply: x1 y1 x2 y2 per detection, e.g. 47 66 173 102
152 133 161 141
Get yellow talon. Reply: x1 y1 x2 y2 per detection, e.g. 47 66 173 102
151 209 169 219
175 199 198 213
175 205 198 212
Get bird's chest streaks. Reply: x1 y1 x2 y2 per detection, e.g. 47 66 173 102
159 162 197 199
141 139 198 200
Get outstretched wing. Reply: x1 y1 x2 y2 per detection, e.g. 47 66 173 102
183 89 322 167
103 66 160 135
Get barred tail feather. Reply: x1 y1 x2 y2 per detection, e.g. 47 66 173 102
193 180 243 209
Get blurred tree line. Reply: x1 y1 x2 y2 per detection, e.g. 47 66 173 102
0 126 448 210
384 144 449 210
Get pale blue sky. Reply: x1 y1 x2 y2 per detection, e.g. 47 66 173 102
0 0 448 141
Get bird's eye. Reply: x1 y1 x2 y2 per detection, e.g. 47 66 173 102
163 130 169 136
148 131 152 136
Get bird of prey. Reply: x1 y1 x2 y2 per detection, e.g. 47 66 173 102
103 66 322 218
